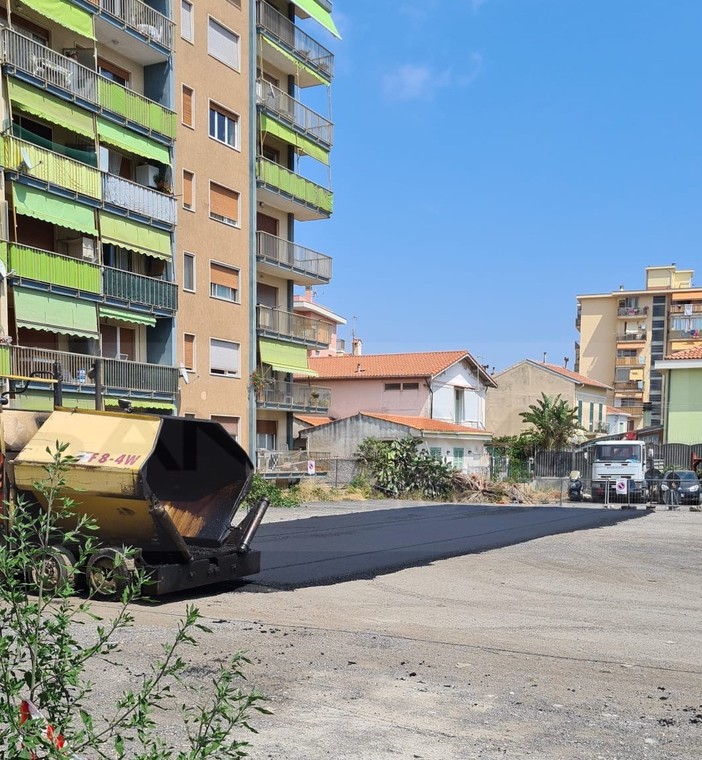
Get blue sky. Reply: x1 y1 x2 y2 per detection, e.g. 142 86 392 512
295 0 702 373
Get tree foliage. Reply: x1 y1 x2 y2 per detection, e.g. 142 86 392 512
0 443 269 759
356 437 453 499
519 393 583 450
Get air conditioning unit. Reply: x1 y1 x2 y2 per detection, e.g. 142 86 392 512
135 164 159 189
61 237 96 261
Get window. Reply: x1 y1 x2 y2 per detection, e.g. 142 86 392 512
209 182 239 226
100 324 136 361
210 338 239 377
183 333 195 371
429 447 442 460
97 58 130 87
453 448 465 470
403 382 419 390
384 383 401 391
454 388 465 423
211 415 240 440
262 145 279 163
210 262 239 303
181 0 193 41
256 420 276 450
182 170 194 210
182 85 194 127
183 252 195 291
209 103 239 149
207 17 239 70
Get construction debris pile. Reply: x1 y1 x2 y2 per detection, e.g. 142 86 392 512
449 473 560 505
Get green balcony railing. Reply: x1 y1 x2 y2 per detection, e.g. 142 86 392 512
256 157 333 215
6 243 101 293
103 266 177 312
1 28 176 139
4 135 102 199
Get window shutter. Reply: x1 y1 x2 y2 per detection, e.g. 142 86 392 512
210 339 239 372
208 18 238 68
210 262 239 289
183 171 194 208
210 183 238 222
256 420 277 435
211 415 239 436
181 0 193 40
183 334 195 370
182 86 193 126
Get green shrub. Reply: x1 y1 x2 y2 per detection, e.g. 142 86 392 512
244 473 302 509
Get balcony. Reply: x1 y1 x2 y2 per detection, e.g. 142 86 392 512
256 231 331 285
256 379 331 413
103 266 177 313
88 0 175 53
613 404 644 416
7 345 178 398
5 243 101 294
256 157 332 220
617 306 648 317
103 174 176 225
669 303 702 315
256 79 333 149
257 1 334 84
615 356 644 366
667 330 702 341
617 332 646 343
1 29 176 139
257 305 332 347
613 380 644 390
4 135 101 199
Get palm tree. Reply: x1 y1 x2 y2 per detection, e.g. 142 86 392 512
519 393 582 450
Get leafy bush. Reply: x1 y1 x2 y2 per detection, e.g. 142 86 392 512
0 443 269 758
243 473 301 509
356 437 453 499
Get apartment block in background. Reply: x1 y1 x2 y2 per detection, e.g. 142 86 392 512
0 0 178 413
175 0 251 447
576 264 702 430
253 0 339 457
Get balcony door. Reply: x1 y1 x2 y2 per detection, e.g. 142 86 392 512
101 324 135 360
257 213 278 235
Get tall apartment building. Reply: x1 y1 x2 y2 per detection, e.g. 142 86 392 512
174 0 251 446
0 1 340 460
252 0 338 453
575 264 702 430
0 0 178 414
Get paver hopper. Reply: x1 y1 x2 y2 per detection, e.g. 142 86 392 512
6 407 268 596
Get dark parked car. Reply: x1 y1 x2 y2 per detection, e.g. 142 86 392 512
660 470 701 507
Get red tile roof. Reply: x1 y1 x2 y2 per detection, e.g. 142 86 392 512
307 350 496 385
663 345 702 361
534 361 612 390
363 413 489 435
294 414 334 426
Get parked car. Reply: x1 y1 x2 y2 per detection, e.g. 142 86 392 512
660 470 701 507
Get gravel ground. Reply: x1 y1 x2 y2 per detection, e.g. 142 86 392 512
83 500 702 760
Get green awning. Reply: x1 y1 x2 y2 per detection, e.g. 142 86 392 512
104 399 174 411
259 338 317 376
291 0 341 38
13 185 97 236
260 113 329 165
100 213 172 261
261 37 329 87
14 287 98 339
99 305 156 328
97 118 170 165
22 0 95 39
8 80 94 138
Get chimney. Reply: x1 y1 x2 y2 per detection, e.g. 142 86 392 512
542 352 547 364
564 357 569 369
352 337 363 356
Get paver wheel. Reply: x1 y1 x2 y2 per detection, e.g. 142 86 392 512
86 548 133 600
30 546 76 593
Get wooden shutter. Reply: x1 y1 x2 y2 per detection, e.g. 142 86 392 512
182 170 194 208
210 183 238 222
256 420 277 435
183 333 195 370
182 86 193 127
211 415 239 436
210 262 239 290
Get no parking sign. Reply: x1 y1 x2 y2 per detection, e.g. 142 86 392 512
616 478 628 494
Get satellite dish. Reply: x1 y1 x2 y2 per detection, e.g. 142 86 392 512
178 363 189 384
18 147 41 173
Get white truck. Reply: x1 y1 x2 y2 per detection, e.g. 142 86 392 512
590 440 647 504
